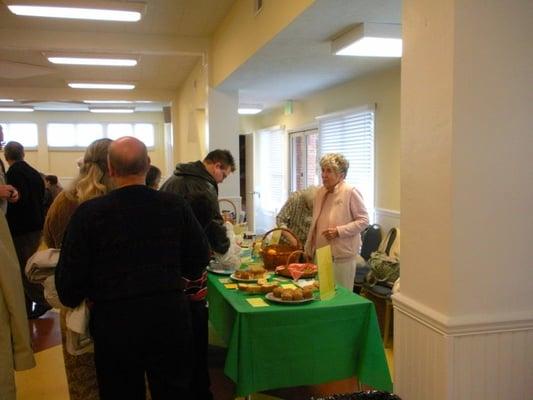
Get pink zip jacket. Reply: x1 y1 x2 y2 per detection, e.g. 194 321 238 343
305 181 369 261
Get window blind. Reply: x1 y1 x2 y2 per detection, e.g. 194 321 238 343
255 127 285 212
317 105 375 212
289 128 318 191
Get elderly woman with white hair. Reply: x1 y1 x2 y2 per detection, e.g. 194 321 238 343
304 153 369 290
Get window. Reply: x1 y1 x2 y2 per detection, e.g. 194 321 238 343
0 123 38 148
253 126 288 233
108 123 154 147
47 123 155 148
77 124 104 146
107 123 133 140
47 123 104 147
317 105 375 213
289 128 318 191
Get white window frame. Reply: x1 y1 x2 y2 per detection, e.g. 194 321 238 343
0 122 39 149
288 126 319 192
46 122 156 150
107 123 155 148
47 123 104 148
316 104 375 216
251 125 289 234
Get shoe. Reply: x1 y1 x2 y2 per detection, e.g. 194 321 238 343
28 304 51 319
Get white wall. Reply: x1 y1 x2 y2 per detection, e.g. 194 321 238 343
394 0 533 398
207 87 240 198
240 66 401 213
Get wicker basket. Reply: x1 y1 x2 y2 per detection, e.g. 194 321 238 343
259 228 302 271
218 198 237 224
218 198 247 234
275 250 317 279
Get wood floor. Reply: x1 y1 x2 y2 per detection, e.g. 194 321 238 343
14 309 393 400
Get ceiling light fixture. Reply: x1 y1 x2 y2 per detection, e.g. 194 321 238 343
238 104 263 115
83 100 133 104
0 106 34 112
0 98 15 102
68 82 135 90
4 0 145 22
47 55 137 67
332 23 402 57
89 107 134 113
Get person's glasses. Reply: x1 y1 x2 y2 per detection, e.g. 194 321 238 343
218 165 230 181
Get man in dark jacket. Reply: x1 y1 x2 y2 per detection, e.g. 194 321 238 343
56 137 210 399
160 149 235 400
160 149 235 254
4 141 48 319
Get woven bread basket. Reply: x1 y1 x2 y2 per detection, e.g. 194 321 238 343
259 227 302 271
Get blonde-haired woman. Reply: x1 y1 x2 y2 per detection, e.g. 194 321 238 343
44 138 113 400
304 153 369 290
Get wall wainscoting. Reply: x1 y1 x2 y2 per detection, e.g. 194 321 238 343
392 293 533 400
374 207 400 233
59 176 75 190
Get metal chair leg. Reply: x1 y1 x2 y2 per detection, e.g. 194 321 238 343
383 300 392 348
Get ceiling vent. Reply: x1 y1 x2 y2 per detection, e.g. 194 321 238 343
254 0 263 16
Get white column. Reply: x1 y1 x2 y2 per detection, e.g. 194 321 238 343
394 1 533 399
207 87 240 198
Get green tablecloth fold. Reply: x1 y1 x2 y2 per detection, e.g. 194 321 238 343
207 274 393 396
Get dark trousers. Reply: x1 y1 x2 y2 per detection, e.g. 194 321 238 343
190 299 213 400
12 230 47 314
90 292 194 400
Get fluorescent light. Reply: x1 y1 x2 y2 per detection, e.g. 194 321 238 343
0 99 15 102
48 56 137 67
68 82 135 90
238 105 263 115
337 37 402 57
0 106 34 112
83 100 133 104
5 1 144 22
89 107 134 113
332 23 402 57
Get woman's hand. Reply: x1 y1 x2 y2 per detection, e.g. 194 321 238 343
321 227 339 241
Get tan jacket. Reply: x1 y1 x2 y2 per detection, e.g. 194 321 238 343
0 213 35 399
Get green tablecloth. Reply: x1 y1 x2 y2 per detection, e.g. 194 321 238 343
207 274 393 396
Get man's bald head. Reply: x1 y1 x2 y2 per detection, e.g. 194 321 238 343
108 136 149 178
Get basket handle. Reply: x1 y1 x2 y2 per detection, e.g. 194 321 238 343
218 198 237 223
286 250 311 267
260 227 302 249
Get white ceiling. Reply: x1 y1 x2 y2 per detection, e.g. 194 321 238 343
0 0 401 113
220 0 401 109
0 0 235 112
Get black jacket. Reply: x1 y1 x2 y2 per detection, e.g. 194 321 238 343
160 161 230 254
55 185 210 307
6 160 45 236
